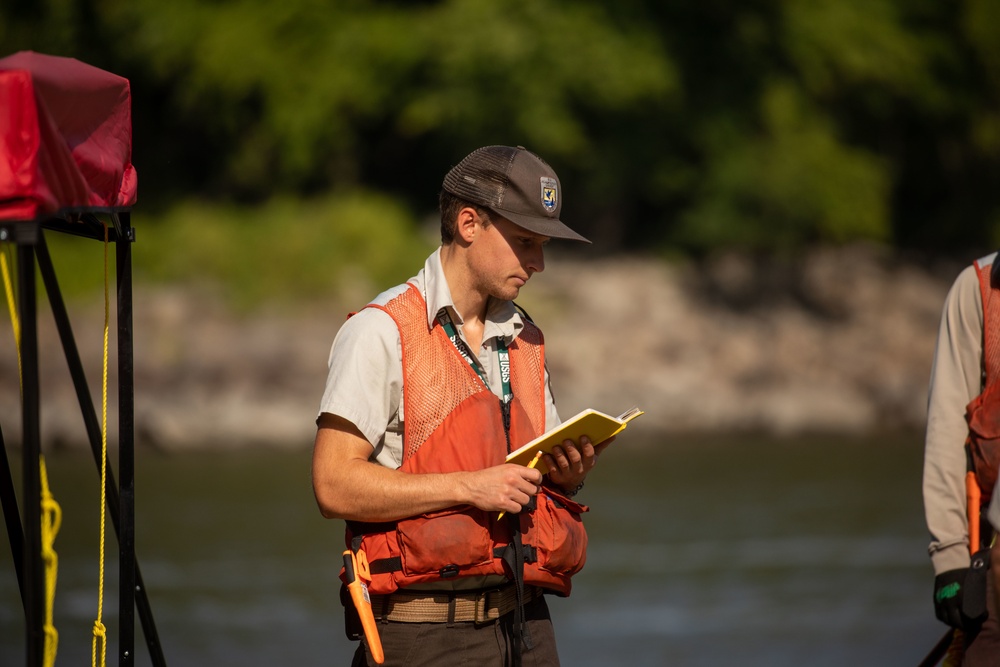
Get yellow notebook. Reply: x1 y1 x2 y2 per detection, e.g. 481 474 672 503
505 406 644 473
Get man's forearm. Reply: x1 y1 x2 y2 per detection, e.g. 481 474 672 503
312 424 544 522
313 455 473 523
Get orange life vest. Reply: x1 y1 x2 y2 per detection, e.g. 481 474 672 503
345 284 588 596
966 253 1000 504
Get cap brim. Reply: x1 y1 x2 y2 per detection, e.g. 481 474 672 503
491 208 592 243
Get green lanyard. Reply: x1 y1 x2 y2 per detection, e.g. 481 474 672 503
436 309 512 404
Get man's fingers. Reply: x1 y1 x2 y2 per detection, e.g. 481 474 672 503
553 438 600 473
515 465 543 485
504 472 541 514
505 464 541 496
548 441 582 471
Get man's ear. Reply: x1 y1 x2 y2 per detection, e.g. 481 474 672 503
455 207 481 244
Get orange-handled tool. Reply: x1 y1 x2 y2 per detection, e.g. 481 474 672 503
343 549 384 664
924 470 984 667
967 470 981 555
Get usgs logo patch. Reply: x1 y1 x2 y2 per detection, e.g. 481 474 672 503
540 177 557 213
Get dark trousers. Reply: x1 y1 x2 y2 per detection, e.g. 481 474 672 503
351 596 560 667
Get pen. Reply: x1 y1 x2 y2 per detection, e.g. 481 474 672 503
498 450 544 521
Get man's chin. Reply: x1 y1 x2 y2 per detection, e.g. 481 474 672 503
493 286 521 302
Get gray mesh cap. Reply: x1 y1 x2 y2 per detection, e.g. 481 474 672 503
441 145 591 243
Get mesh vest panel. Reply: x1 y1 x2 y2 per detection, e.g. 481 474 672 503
371 285 546 460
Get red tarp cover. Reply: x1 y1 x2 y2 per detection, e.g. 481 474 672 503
0 51 137 223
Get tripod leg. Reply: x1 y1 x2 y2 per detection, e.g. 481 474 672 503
0 423 26 610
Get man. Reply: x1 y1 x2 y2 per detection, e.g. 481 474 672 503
924 251 1000 664
312 145 606 666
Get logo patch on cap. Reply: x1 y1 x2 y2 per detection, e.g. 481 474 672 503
540 177 558 213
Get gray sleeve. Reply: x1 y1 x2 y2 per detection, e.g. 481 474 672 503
923 264 983 574
318 308 402 454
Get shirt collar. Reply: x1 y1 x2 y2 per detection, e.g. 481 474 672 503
416 247 523 342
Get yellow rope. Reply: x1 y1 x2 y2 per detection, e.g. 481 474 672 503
92 223 110 667
0 246 20 386
40 455 61 667
3 243 61 666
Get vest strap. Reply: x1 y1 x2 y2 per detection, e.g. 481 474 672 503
367 544 538 578
369 557 402 575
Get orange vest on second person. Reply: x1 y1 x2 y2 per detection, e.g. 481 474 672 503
966 253 1000 504
345 285 588 596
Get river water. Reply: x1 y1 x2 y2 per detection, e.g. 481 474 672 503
2 433 942 666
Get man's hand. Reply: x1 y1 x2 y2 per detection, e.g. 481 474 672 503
542 436 612 496
934 568 970 629
463 464 543 515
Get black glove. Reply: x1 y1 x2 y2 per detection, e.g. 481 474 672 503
934 568 989 632
934 568 971 630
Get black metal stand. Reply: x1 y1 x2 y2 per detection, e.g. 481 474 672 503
0 422 25 605
0 213 166 667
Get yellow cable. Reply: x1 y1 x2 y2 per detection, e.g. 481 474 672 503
92 223 110 667
1 246 21 386
40 455 61 667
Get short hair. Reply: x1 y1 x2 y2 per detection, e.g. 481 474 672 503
439 190 493 244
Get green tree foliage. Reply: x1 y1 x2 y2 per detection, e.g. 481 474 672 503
3 0 1000 256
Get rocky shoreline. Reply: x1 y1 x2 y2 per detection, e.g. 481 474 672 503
0 244 964 451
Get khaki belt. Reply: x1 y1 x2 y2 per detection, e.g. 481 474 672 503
368 585 544 624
